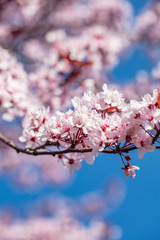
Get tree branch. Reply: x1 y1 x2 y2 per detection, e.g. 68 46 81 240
0 132 160 157
0 132 92 156
152 128 160 144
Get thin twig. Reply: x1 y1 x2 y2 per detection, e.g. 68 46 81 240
152 128 160 144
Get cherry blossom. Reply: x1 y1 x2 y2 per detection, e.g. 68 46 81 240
122 163 140 179
15 83 160 177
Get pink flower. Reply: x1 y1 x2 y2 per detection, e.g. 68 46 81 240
122 164 140 179
133 131 155 159
59 153 82 175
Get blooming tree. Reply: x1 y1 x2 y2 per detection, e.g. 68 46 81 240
0 0 160 238
0 0 160 179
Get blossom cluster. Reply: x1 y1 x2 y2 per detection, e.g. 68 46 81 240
0 0 134 117
20 84 160 178
0 0 52 46
0 193 122 240
27 24 130 112
135 0 160 46
0 0 132 47
1 0 160 181
0 216 121 240
0 47 37 121
53 0 132 31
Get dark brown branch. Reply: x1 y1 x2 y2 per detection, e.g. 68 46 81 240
102 146 138 154
0 132 160 157
0 132 92 156
152 128 160 144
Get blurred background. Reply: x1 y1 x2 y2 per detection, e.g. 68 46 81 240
0 0 160 239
